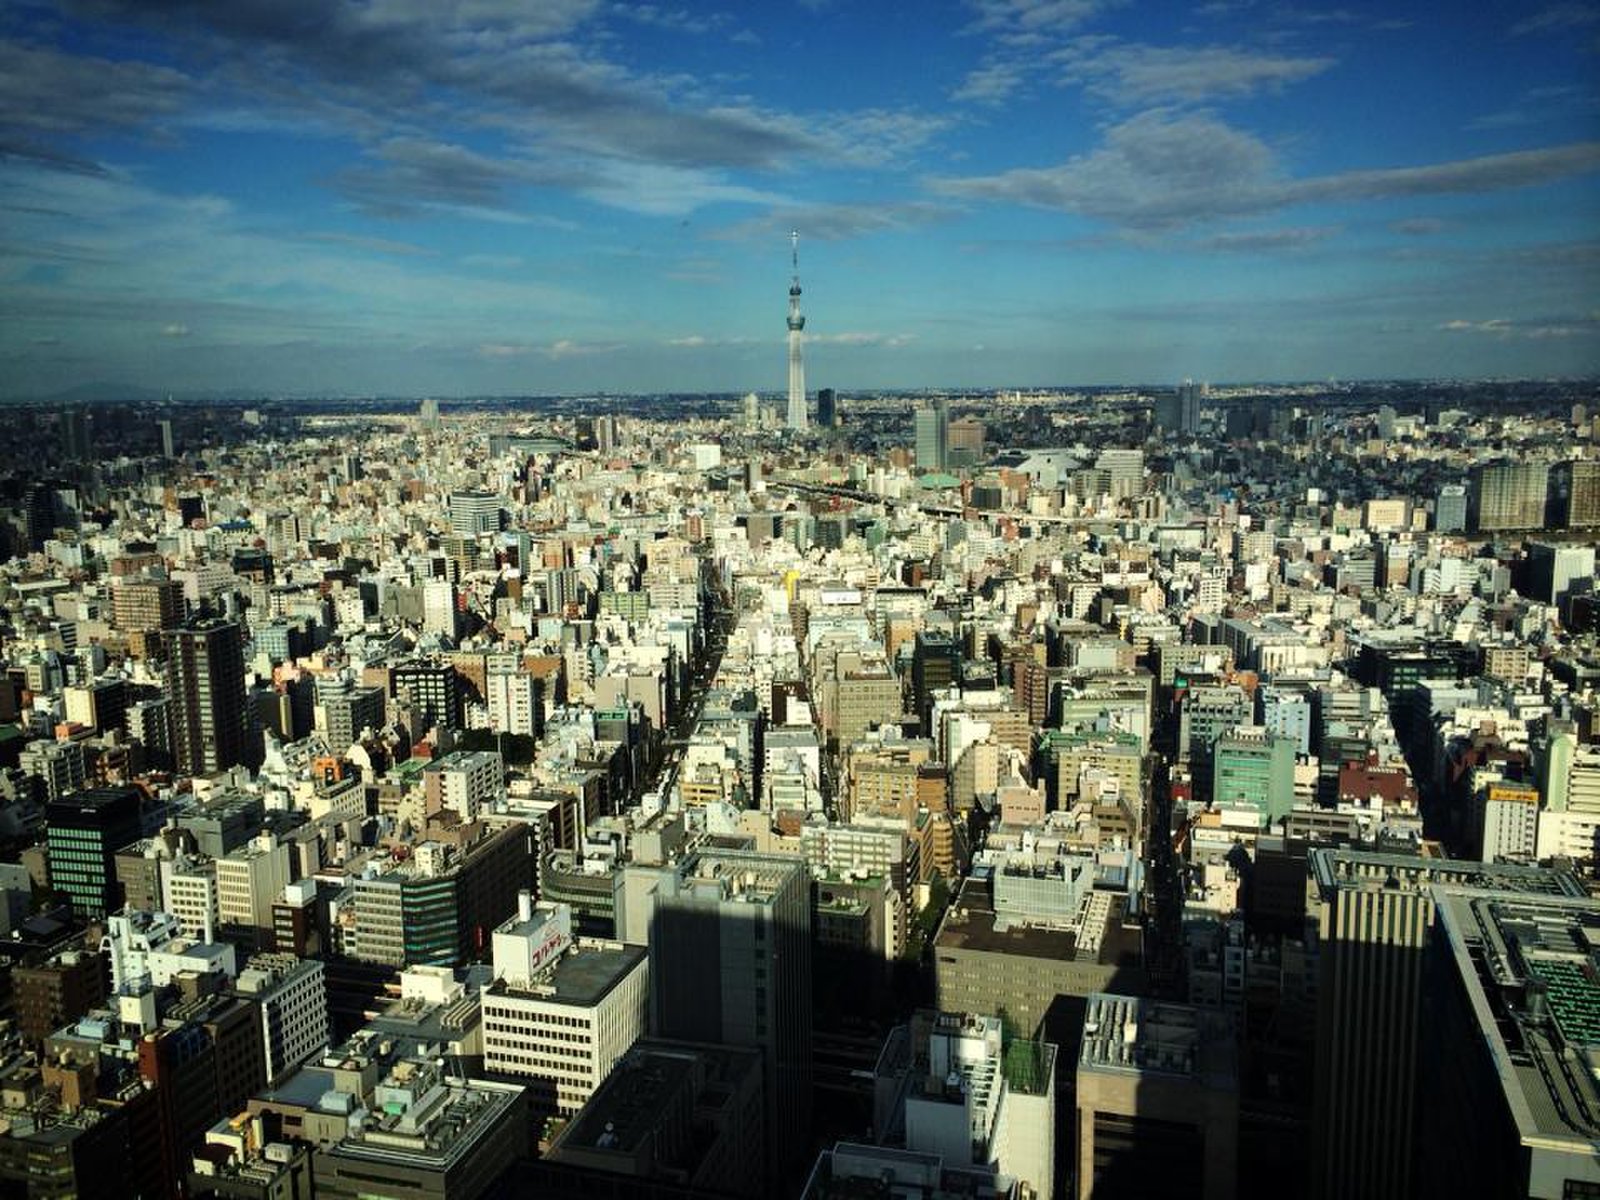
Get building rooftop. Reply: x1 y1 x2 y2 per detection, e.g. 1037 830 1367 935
325 1059 523 1171
674 849 801 906
555 1038 761 1159
804 1143 1018 1200
1078 993 1237 1088
1433 889 1600 1156
485 940 645 1008
934 877 1137 968
1310 847 1584 898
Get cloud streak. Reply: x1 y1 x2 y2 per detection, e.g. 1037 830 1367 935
1052 38 1335 105
933 111 1600 229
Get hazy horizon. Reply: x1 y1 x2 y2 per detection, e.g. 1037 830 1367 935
4 0 1598 396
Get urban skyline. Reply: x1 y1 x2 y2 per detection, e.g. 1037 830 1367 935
3 0 1599 399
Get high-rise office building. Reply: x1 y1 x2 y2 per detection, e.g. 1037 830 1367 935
235 953 330 1087
113 576 184 636
1528 542 1596 605
1307 848 1584 1200
45 786 145 920
1470 459 1550 531
1178 378 1204 434
1434 482 1468 533
1419 889 1600 1200
390 660 463 732
20 739 86 804
946 416 985 467
447 490 502 536
59 408 90 461
165 618 256 776
1152 390 1181 432
422 750 504 822
216 834 292 932
645 850 812 1186
911 630 960 729
1559 459 1600 527
158 417 176 459
321 682 386 751
914 399 949 471
816 387 836 429
485 668 543 737
1096 448 1145 500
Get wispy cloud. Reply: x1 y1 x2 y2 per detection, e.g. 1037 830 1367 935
0 41 190 140
42 0 939 220
1467 84 1600 132
1190 225 1337 253
477 338 625 359
1511 3 1600 35
1439 313 1599 339
300 231 436 257
713 200 958 241
1390 217 1446 236
810 331 918 347
1052 37 1334 105
933 110 1600 229
952 60 1031 105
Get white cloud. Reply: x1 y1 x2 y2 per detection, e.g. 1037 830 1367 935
1052 38 1335 105
1512 4 1600 35
1439 314 1598 339
933 110 1600 229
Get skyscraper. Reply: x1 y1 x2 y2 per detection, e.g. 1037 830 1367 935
914 398 949 471
646 850 812 1186
45 786 145 920
59 408 89 461
1420 889 1600 1199
1307 848 1584 1200
816 387 836 429
1555 459 1600 527
158 417 176 459
164 618 256 776
1178 378 1204 434
1469 459 1550 531
447 490 503 535
1434 482 1468 533
785 231 807 432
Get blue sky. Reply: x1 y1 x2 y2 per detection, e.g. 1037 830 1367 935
2 0 1598 396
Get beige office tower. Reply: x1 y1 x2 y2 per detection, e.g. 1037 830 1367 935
1307 848 1584 1200
1311 875 1432 1199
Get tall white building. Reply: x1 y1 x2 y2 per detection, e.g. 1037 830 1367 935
421 578 459 639
238 953 330 1086
481 896 649 1119
486 669 542 737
